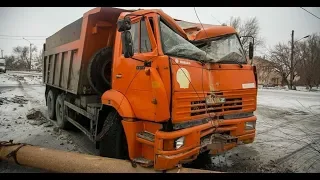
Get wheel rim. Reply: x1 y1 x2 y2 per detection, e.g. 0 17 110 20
57 103 62 119
48 96 52 113
56 99 63 126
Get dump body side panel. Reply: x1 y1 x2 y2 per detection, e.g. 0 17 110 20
43 7 126 95
43 17 84 94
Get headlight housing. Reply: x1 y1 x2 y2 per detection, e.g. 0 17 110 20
245 121 256 130
174 136 185 149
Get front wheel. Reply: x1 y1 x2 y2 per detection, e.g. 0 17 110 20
99 109 128 159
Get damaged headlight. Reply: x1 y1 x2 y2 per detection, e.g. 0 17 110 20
174 136 185 149
245 121 256 130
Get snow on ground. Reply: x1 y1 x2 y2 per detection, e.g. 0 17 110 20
206 88 320 173
0 73 19 86
0 71 98 172
0 71 97 173
257 88 320 113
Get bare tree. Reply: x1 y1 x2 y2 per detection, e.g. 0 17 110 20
267 43 292 87
12 45 37 70
227 17 265 54
34 49 43 71
296 33 320 90
4 55 15 70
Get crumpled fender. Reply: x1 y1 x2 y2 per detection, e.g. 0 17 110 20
101 89 135 118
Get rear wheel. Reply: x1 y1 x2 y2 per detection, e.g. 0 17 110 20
99 109 128 159
55 94 72 129
47 90 57 120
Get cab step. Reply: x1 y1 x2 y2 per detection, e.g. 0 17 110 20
137 131 155 142
132 157 154 167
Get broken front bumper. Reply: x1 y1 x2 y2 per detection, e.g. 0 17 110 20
153 115 256 170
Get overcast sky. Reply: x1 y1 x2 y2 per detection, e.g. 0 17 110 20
0 7 319 57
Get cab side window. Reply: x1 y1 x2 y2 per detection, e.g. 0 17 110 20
122 19 152 54
140 20 152 53
129 22 139 53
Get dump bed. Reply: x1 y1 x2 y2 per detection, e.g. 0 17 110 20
43 7 127 95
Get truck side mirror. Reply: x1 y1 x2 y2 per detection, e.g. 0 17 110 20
117 16 132 32
121 30 134 58
249 42 254 60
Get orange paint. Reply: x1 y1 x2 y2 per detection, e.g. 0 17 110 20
44 7 257 171
108 9 257 170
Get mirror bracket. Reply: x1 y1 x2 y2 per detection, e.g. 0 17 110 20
117 16 132 32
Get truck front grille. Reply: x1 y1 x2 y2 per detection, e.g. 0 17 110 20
191 97 243 116
172 89 256 122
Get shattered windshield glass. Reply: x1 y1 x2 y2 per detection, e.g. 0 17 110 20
160 21 213 62
196 34 247 64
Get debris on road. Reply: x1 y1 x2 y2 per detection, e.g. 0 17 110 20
0 96 28 105
0 97 9 105
43 123 53 127
25 108 49 126
11 95 28 104
26 108 44 120
53 127 60 132
58 134 68 141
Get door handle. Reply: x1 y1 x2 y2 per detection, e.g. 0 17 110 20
116 74 122 78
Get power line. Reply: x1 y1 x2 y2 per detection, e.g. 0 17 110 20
300 7 320 20
0 34 47 37
211 14 222 25
0 38 45 40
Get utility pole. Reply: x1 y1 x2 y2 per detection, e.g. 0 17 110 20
290 30 294 90
29 43 32 70
0 49 3 58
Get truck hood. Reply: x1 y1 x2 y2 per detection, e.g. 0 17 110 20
170 57 257 124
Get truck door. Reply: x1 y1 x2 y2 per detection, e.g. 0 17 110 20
113 15 169 121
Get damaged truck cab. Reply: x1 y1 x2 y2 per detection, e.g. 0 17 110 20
43 7 257 171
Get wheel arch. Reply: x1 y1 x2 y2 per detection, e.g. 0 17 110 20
101 89 135 118
97 90 135 156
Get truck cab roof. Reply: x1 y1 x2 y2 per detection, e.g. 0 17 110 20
174 19 237 41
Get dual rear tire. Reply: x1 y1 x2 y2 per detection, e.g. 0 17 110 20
46 89 128 159
46 90 70 129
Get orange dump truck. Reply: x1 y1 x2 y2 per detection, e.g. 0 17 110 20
43 7 257 171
